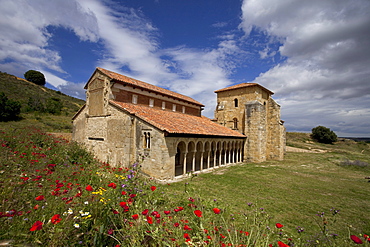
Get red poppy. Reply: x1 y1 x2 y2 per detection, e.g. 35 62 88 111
85 185 93 191
132 214 139 220
194 210 202 217
122 205 129 212
121 191 126 195
164 210 171 215
112 209 119 214
56 183 64 188
184 233 191 242
108 183 117 189
151 211 159 216
142 209 149 215
35 195 45 201
119 202 127 208
150 186 157 191
30 220 43 231
129 194 136 198
277 241 289 247
147 216 153 224
276 223 284 228
174 222 180 227
351 235 363 244
213 208 221 214
184 225 192 230
51 214 62 224
174 206 184 212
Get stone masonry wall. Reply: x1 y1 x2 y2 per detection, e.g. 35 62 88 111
214 85 285 163
244 101 267 162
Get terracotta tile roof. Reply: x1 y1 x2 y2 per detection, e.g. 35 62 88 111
110 100 245 138
215 83 274 95
95 68 204 107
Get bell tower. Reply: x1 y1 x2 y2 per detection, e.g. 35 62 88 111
214 83 285 162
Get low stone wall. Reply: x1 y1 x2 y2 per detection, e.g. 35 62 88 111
47 132 73 141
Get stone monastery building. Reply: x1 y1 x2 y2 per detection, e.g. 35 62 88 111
72 68 285 180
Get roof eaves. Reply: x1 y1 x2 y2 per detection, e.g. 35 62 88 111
72 104 86 120
109 101 167 133
98 67 204 107
215 83 274 95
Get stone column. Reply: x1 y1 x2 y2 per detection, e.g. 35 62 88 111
183 152 188 175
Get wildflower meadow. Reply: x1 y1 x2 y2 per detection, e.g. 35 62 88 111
0 127 369 246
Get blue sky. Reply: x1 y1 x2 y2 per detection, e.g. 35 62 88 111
1 0 369 137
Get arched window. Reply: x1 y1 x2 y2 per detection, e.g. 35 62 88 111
234 98 238 107
233 118 238 129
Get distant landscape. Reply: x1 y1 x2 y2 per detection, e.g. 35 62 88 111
0 72 369 246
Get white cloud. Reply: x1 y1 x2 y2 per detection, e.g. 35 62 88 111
0 0 99 75
0 0 238 117
240 0 370 136
77 0 174 84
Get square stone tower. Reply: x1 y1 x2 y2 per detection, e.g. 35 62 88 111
214 83 285 162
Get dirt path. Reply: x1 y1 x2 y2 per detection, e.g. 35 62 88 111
286 146 327 153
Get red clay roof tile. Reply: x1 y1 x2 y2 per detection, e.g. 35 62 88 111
215 82 274 95
110 100 245 138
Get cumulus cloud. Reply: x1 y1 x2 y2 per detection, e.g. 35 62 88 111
0 0 99 75
78 0 168 81
240 0 370 136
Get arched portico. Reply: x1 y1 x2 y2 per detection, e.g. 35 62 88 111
174 138 244 177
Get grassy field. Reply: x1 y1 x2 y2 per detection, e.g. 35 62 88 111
163 133 370 244
0 127 369 246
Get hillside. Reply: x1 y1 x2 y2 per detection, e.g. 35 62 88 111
0 71 85 132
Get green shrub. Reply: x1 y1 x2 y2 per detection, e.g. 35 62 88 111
45 97 63 115
26 97 45 112
0 92 21 121
311 125 338 144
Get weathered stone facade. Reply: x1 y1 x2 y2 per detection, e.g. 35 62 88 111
73 68 285 180
214 83 285 162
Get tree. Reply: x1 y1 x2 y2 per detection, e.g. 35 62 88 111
24 70 46 86
311 126 338 144
0 92 21 121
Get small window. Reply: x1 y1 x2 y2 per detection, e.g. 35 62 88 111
182 106 185 113
162 102 165 110
233 118 238 129
132 95 138 104
149 99 154 107
172 104 176 111
234 98 238 107
143 132 151 149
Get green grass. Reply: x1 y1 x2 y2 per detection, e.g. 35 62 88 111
166 152 370 237
164 136 370 245
0 126 369 246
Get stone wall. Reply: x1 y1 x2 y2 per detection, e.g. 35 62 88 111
111 83 202 117
244 101 267 162
214 85 285 163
